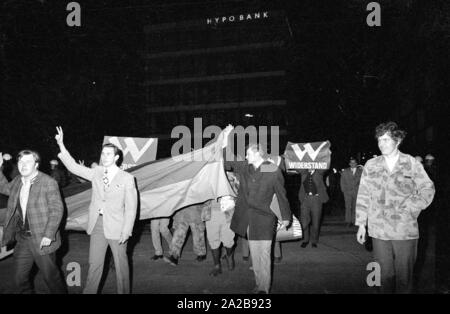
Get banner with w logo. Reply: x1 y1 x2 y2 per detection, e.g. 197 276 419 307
284 141 331 170
103 136 158 170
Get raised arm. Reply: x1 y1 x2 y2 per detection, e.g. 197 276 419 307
54 126 94 181
222 125 245 173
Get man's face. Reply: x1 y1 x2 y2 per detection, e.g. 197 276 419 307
100 147 118 167
377 133 399 156
18 154 38 178
349 160 357 168
245 148 258 165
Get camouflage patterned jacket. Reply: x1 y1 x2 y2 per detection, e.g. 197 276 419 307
355 152 435 240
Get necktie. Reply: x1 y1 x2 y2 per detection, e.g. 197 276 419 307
103 168 109 186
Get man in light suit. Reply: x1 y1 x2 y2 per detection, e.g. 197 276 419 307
55 127 137 294
340 157 363 226
0 150 66 293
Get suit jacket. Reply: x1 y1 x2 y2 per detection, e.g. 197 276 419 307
340 167 362 195
225 159 291 240
0 171 63 255
298 169 329 204
58 149 137 240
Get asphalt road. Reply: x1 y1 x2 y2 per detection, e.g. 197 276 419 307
0 218 439 294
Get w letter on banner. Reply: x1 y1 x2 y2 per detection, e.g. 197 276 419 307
292 142 327 161
103 136 158 169
284 141 331 170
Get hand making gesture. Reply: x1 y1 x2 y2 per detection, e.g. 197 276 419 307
55 126 64 146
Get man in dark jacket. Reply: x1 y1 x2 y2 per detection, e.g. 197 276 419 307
340 157 363 227
298 169 329 248
222 125 291 294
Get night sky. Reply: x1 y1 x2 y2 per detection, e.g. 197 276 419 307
0 0 448 173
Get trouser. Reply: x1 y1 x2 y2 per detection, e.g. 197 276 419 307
248 240 272 293
344 192 357 224
83 216 130 294
205 209 235 250
13 232 67 294
300 195 322 244
372 238 418 294
150 218 172 255
242 237 281 259
416 208 433 273
170 221 206 258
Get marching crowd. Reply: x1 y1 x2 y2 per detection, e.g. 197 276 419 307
0 121 436 294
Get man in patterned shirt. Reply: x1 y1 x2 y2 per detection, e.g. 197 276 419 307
355 121 435 293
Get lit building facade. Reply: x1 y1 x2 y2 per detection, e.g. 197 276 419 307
143 10 291 156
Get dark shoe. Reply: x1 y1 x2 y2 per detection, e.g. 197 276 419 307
312 243 318 248
196 255 207 262
243 256 249 262
274 256 282 264
163 255 178 266
209 265 222 276
151 254 163 260
301 242 309 248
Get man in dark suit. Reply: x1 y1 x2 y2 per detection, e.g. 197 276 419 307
298 169 329 248
0 150 66 293
340 157 363 226
222 125 291 294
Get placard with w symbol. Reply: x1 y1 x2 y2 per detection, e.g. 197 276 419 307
283 141 331 170
103 136 158 170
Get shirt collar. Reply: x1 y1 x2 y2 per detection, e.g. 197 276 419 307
104 164 119 176
21 171 39 185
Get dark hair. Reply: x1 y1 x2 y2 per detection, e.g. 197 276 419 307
102 143 123 166
374 121 407 144
349 157 358 163
17 149 41 167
